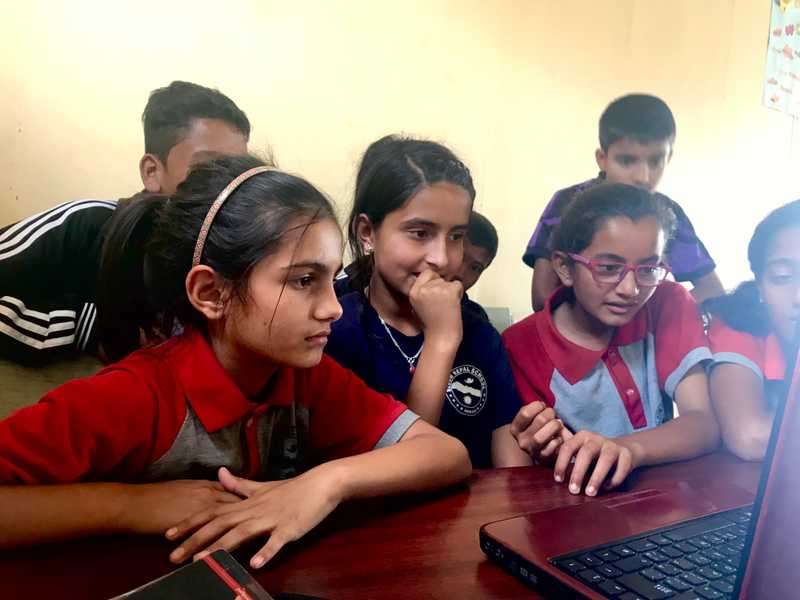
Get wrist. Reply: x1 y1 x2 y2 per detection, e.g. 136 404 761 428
109 483 142 533
310 460 350 504
618 438 646 469
423 329 462 351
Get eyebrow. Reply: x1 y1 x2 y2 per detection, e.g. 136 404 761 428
283 261 342 273
401 218 468 231
765 258 796 268
591 253 661 264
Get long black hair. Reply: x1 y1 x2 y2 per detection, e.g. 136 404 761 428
706 199 800 336
97 154 335 362
344 134 475 292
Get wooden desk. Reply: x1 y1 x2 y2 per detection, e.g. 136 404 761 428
0 453 760 599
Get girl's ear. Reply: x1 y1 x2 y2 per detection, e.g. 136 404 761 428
551 251 575 287
186 265 228 321
354 213 376 254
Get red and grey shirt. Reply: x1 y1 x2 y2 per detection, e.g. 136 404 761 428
707 317 786 409
502 282 711 438
0 327 418 484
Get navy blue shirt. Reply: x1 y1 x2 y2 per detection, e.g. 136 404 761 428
325 291 522 468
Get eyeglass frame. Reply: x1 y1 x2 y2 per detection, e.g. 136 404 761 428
567 253 671 287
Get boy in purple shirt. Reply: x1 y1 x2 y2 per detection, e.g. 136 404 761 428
525 94 723 311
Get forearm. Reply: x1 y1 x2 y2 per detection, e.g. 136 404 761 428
322 431 471 502
689 271 724 304
0 483 132 548
617 411 720 469
492 425 534 467
405 338 458 425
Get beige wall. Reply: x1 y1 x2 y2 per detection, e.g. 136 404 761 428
1 0 795 322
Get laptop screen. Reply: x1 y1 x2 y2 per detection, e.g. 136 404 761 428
734 335 800 598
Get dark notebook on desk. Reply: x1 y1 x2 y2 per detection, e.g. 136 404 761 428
480 349 800 599
112 550 273 599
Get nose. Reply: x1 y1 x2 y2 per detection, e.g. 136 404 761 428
424 235 449 272
632 162 650 188
315 283 344 323
615 268 640 298
792 282 800 307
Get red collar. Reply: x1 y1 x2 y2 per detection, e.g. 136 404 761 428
161 328 294 432
537 286 652 384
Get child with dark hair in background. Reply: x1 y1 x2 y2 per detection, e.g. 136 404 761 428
525 93 722 312
0 155 471 567
457 211 498 322
706 200 800 461
325 135 531 469
505 184 719 496
0 81 250 363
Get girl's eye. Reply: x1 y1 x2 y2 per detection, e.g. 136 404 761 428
294 275 314 289
596 263 624 275
449 232 465 242
769 273 794 285
409 229 430 240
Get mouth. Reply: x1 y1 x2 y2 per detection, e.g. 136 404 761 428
605 302 637 315
305 330 331 345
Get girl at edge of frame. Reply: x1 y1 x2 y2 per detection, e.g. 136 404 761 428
705 199 800 461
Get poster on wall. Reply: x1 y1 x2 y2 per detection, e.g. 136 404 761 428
764 0 800 116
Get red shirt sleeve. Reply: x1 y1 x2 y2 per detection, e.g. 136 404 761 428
501 315 555 407
707 317 765 379
651 282 712 398
0 366 163 484
302 356 415 462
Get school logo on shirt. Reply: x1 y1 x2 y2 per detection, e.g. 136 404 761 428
446 365 487 416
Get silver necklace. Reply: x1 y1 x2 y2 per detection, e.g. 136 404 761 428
377 315 423 374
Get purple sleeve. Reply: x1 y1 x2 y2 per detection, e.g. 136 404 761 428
522 191 566 268
663 199 716 282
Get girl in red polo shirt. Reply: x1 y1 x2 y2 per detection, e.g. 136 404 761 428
503 183 719 496
706 200 800 461
0 155 471 568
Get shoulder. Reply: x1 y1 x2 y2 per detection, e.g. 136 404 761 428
649 280 694 309
337 291 367 317
502 312 540 348
546 178 598 214
707 315 761 354
330 292 370 342
0 199 117 259
654 192 692 221
462 297 489 322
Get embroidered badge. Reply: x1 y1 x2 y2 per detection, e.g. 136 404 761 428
446 364 487 416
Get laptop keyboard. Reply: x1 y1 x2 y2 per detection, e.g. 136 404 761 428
552 506 752 600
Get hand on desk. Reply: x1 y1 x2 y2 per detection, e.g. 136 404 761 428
166 466 341 569
121 479 241 534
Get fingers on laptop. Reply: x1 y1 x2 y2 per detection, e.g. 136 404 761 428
553 431 633 496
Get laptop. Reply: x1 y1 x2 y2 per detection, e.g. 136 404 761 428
480 351 800 599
